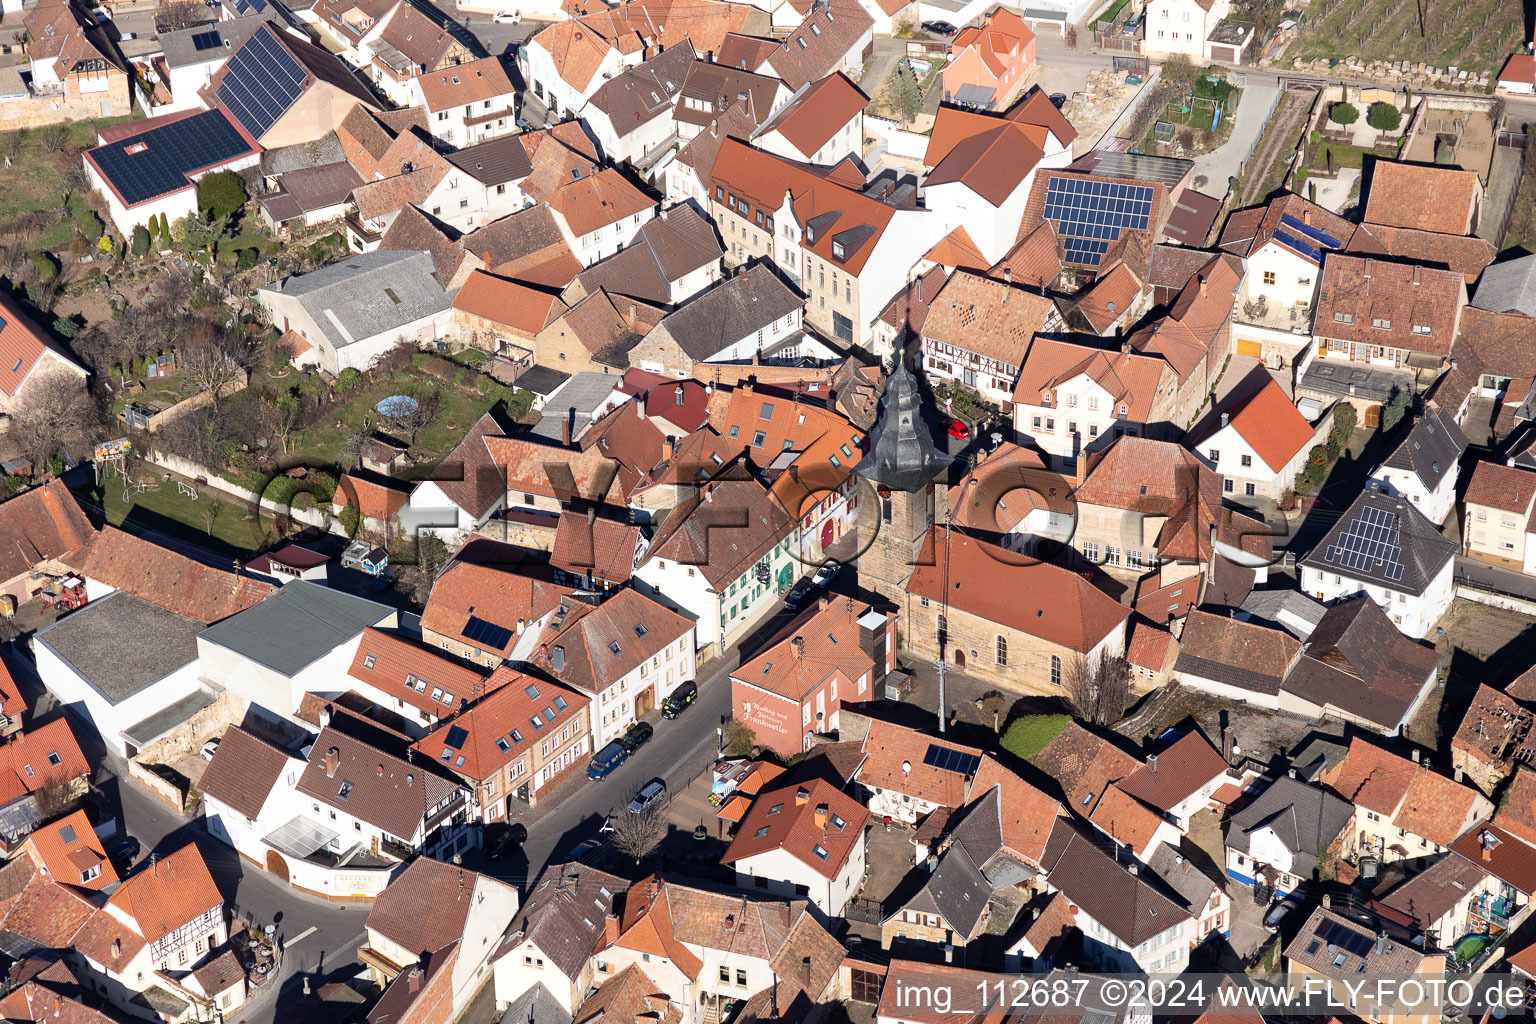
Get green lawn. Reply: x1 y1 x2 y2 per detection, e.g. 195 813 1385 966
1095 0 1131 25
1001 715 1072 759
0 117 140 246
73 473 278 558
1307 143 1379 171
288 369 503 473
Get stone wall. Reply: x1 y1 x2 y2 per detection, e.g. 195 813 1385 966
136 689 249 768
126 758 189 812
0 80 131 130
901 593 1084 695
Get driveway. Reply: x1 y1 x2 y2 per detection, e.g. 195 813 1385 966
1191 76 1279 198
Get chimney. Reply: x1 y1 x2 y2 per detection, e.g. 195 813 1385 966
1411 748 1420 763
1222 726 1233 762
604 913 619 944
1147 754 1158 774
1364 258 1374 279
817 595 829 611
1126 862 1137 876
791 636 805 659
662 439 675 461
562 410 573 446
1220 412 1229 427
323 746 340 778
1484 844 1493 861
482 250 490 267
1455 766 1465 783
814 803 828 830
1375 933 1389 955
1199 276 1208 298
674 384 685 406
320 704 332 728
1322 894 1331 909
1004 267 1012 286
1303 209 1312 226
587 506 597 525
801 956 812 986
111 938 121 958
408 968 422 993
1412 265 1422 285
944 944 953 964
795 787 810 806
636 396 645 419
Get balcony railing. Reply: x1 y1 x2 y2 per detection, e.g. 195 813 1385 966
1234 298 1313 335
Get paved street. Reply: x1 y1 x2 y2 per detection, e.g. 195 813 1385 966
1192 76 1279 195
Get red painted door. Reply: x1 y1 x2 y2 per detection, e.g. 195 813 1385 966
820 520 834 551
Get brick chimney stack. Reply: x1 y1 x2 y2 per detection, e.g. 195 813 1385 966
323 746 340 778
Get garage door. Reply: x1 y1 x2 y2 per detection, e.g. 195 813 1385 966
1210 44 1237 62
1236 338 1263 358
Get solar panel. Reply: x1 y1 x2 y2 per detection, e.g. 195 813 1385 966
1329 505 1404 582
236 0 270 13
1044 175 1154 267
1319 921 1374 957
462 615 513 650
216 26 307 139
1280 213 1340 250
923 744 981 777
1272 229 1323 264
444 725 469 750
87 108 254 208
191 30 222 51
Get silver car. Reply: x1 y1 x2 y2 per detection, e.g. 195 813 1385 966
628 778 667 814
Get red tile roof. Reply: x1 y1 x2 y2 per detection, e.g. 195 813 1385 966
1493 767 1536 848
962 754 1063 865
197 726 294 820
417 56 515 112
1364 162 1480 236
1 292 83 400
732 595 877 701
1197 378 1314 471
1463 460 1536 514
334 472 410 522
907 529 1129 654
421 562 570 658
64 526 273 624
451 271 566 337
106 844 222 943
412 668 587 782
1013 337 1169 424
723 777 869 878
0 480 95 585
0 719 90 808
349 627 495 717
1314 253 1466 356
756 73 866 156
858 719 982 809
1116 729 1227 813
20 809 116 892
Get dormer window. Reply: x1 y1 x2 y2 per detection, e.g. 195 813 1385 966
1334 312 1353 324
1371 317 1391 330
831 241 845 258
1411 324 1431 335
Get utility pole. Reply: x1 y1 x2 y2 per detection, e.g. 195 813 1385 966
935 496 952 737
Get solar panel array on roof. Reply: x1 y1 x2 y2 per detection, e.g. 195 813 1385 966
923 743 981 777
1323 504 1404 581
235 0 270 13
1044 176 1154 268
1317 920 1375 958
191 30 222 51
1280 213 1340 249
88 108 253 208
462 615 513 650
444 725 469 750
216 26 306 138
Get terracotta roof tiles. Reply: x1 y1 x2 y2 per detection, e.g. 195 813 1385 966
0 480 94 585
1364 162 1480 236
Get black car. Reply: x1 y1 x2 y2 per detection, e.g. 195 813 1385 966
621 721 654 751
783 578 815 611
661 681 698 719
922 19 958 35
107 837 140 870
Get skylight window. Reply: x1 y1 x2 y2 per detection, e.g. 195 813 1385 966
525 684 541 699
496 737 511 752
609 640 622 654
363 654 376 669
796 36 807 48
554 696 569 711
812 844 828 859
634 624 648 638
384 287 402 305
755 826 770 838
810 22 820 34
338 781 354 799
768 803 784 815
511 729 524 743
531 714 545 729
831 814 846 829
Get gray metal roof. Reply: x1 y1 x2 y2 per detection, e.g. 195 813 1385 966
123 690 219 746
35 591 203 703
515 365 571 397
1472 254 1536 316
530 373 622 443
263 250 451 351
1237 589 1327 638
1377 405 1468 493
198 580 393 676
856 356 947 492
1074 149 1193 189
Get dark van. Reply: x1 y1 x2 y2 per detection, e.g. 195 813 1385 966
587 740 629 780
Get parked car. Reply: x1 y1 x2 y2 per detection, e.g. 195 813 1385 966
783 578 815 610
568 840 600 861
488 823 528 860
1121 14 1142 34
661 681 698 719
1263 900 1291 934
587 740 629 780
108 837 140 870
923 19 957 35
199 737 220 760
492 8 520 21
621 721 653 752
628 778 667 814
811 559 841 588
947 419 971 440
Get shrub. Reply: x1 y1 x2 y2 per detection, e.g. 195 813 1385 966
75 207 104 242
52 315 80 338
411 352 431 369
337 367 363 392
158 212 171 240
131 224 151 257
1367 102 1402 131
235 247 259 271
198 170 248 222
1329 102 1359 125
1309 129 1321 144
1329 403 1357 449
1295 167 1308 186
97 234 114 253
30 252 58 281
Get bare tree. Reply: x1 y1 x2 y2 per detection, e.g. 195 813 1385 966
10 370 98 476
257 386 303 454
156 0 208 31
201 496 225 536
2 128 28 162
1061 654 1133 727
341 428 372 470
182 344 245 414
385 382 440 445
610 804 667 865
37 124 69 155
31 778 82 822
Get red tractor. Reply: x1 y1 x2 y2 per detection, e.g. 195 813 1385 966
40 575 87 613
